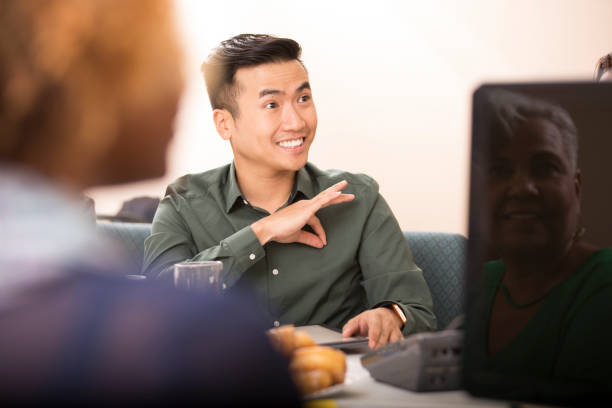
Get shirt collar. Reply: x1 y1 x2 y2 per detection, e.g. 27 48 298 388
224 162 244 213
293 165 315 200
224 163 315 213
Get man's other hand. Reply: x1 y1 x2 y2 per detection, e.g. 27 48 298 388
341 308 404 349
251 180 354 248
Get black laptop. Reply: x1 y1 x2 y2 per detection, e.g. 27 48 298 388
463 82 612 406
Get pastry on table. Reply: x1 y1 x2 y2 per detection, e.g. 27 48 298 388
267 325 347 396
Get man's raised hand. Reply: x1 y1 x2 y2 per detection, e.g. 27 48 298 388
251 180 354 248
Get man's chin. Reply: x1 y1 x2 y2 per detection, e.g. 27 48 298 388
279 156 308 172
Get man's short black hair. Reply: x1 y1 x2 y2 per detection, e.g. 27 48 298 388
201 34 303 117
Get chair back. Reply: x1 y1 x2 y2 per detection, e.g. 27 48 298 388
94 222 467 329
403 231 467 330
96 221 152 273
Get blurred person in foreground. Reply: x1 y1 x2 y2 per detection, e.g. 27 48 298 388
0 1 300 406
478 89 612 394
142 34 437 349
594 52 612 82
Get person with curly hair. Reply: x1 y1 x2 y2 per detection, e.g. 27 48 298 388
0 1 300 405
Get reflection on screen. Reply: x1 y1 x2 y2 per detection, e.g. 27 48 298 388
465 83 612 405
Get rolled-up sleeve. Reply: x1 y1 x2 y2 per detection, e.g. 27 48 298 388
142 195 265 287
358 192 437 334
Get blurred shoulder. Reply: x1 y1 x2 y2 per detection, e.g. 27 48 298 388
164 164 231 199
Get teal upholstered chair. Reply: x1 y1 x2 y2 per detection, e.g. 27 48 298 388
95 222 467 331
96 221 152 274
404 231 467 331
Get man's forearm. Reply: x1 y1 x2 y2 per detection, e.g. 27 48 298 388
143 226 266 288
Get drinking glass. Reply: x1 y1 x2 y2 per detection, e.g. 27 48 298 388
173 261 223 295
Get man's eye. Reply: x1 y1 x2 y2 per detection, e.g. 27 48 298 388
265 102 277 109
298 95 310 103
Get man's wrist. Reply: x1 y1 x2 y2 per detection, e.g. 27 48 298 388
374 301 407 329
251 218 272 246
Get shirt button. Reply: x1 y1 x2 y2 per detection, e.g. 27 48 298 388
249 253 256 261
272 268 279 276
273 320 280 327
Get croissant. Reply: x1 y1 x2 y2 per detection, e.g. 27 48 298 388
267 325 347 395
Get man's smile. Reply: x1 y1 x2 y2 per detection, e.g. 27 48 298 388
277 137 305 150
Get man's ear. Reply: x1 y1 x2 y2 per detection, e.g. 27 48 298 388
213 109 234 141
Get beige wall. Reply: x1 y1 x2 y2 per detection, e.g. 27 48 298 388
86 0 612 235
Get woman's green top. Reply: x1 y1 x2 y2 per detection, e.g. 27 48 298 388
484 248 612 387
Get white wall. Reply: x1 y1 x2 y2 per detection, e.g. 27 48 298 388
86 0 612 235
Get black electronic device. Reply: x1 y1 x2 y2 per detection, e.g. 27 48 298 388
360 316 464 392
464 82 612 406
361 329 463 392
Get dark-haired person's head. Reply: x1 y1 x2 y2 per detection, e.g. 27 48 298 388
594 52 612 82
202 34 317 175
201 34 304 117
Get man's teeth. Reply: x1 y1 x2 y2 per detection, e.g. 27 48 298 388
278 138 303 148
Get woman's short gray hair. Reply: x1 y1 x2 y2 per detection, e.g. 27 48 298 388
485 89 578 170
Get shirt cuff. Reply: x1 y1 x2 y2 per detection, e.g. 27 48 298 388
220 226 265 284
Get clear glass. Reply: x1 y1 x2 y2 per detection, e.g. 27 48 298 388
173 261 223 295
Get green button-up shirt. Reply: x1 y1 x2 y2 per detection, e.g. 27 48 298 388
143 162 437 334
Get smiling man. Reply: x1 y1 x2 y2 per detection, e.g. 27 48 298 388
143 34 436 348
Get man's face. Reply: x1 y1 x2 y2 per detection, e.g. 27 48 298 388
486 117 581 259
228 60 317 175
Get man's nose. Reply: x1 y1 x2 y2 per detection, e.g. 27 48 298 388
281 103 306 131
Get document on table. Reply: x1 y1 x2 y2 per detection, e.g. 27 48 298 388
294 325 369 349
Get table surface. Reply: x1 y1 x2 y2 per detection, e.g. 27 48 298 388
304 346 512 408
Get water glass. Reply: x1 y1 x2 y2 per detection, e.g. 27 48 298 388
173 261 223 295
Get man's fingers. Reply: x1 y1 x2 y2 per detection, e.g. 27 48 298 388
342 318 358 337
307 215 326 246
379 326 399 348
313 180 348 205
295 230 325 248
312 190 342 209
321 193 355 209
368 318 382 349
327 179 348 192
389 329 403 344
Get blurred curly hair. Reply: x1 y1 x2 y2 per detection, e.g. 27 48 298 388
0 0 183 173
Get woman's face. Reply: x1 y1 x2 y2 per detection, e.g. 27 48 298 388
486 117 581 259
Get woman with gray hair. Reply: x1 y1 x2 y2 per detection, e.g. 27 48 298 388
478 89 612 392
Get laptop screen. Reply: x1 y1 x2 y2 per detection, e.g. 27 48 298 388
463 82 612 405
